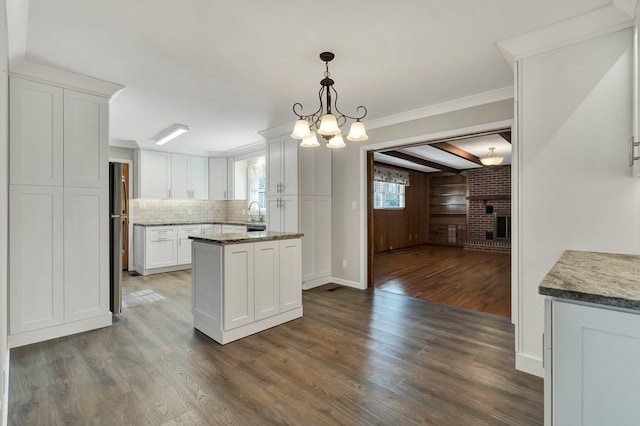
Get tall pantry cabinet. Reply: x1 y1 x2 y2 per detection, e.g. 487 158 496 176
266 135 332 288
8 76 112 347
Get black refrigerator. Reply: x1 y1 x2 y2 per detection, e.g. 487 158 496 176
109 162 128 314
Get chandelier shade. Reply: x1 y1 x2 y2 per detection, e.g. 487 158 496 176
480 147 504 166
291 52 368 148
299 131 320 147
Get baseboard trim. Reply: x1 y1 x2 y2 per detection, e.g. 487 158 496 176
8 314 112 348
516 352 544 378
330 277 365 290
302 276 333 290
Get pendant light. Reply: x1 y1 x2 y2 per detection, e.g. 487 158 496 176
480 147 504 166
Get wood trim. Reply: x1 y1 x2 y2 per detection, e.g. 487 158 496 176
467 194 511 201
431 142 483 165
383 150 460 174
367 152 375 288
499 131 512 143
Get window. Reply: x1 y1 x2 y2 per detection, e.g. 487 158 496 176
247 159 266 212
373 181 406 209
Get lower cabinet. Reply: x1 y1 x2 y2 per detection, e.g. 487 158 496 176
9 184 110 347
546 298 640 425
192 238 302 344
178 225 202 265
202 224 222 237
146 226 178 268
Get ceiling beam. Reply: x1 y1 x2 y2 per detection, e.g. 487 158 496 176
382 150 460 174
431 142 483 166
499 131 511 143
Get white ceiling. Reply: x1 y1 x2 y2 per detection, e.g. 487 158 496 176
9 0 616 154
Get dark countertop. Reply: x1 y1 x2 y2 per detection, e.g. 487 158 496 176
133 221 266 228
538 250 640 310
190 231 303 245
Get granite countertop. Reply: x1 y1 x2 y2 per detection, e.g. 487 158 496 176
539 250 640 310
134 221 266 228
190 231 303 245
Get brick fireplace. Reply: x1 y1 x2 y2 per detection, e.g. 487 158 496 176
463 165 511 253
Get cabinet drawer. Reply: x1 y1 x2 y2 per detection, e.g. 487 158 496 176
178 225 202 237
147 226 177 238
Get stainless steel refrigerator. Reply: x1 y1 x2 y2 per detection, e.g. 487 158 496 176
109 162 128 314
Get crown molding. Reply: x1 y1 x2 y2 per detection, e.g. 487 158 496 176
497 1 636 65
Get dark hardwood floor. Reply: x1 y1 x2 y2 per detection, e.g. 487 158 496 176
374 244 512 317
8 269 541 425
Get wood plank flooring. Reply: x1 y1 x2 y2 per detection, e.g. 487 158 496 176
374 244 512 317
8 270 541 425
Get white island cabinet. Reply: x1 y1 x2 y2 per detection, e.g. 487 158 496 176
191 232 302 344
539 250 640 426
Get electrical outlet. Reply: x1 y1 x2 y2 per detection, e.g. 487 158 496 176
351 201 357 209
342 259 347 268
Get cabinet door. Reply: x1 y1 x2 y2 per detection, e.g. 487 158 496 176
300 196 331 282
281 195 299 233
177 225 201 265
279 239 301 312
63 90 108 188
254 241 280 320
139 150 171 199
190 156 209 199
267 197 281 232
64 187 109 322
281 137 298 195
266 137 282 196
553 300 640 425
9 78 63 186
171 154 189 199
202 224 222 236
9 185 64 334
208 158 228 200
145 227 177 268
223 244 255 330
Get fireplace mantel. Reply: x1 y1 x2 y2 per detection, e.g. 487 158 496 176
467 194 511 201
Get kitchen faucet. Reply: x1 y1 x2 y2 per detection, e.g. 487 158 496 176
248 201 262 222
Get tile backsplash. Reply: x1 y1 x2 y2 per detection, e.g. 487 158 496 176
131 199 253 224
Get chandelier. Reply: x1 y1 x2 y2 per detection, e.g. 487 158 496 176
290 52 368 148
480 147 504 166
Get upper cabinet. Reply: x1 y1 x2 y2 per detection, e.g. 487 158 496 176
298 143 331 196
209 157 228 200
136 150 208 199
266 136 298 196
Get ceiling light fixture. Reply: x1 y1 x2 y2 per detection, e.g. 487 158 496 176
154 123 190 145
291 52 368 148
480 147 504 166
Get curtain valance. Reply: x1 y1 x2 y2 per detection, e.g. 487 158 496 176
373 165 410 186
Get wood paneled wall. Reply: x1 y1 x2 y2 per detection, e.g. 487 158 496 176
373 163 429 253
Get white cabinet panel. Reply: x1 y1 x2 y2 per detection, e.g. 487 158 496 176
63 90 108 188
202 224 222 237
63 187 109 322
178 225 202 265
145 226 177 268
9 185 64 333
267 195 298 233
190 156 209 200
281 137 298 195
9 78 63 186
171 154 190 199
223 244 255 330
551 300 640 426
279 239 302 312
254 241 280 321
222 224 246 234
208 157 228 200
300 196 332 282
266 137 282 196
139 150 171 199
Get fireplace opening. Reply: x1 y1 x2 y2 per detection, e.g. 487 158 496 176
494 212 511 240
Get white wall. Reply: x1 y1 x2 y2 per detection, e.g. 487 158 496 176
331 97 514 286
0 0 9 422
517 28 640 375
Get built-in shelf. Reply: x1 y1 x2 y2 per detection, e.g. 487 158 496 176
428 173 468 245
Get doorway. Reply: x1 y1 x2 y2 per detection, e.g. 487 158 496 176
366 130 513 318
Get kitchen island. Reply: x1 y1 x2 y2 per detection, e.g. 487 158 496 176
190 231 303 344
539 250 640 426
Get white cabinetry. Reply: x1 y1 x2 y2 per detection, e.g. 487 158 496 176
136 151 208 199
222 224 246 234
192 238 302 344
299 196 332 283
202 224 222 237
8 76 111 348
298 145 331 196
267 195 298 233
546 298 640 425
266 136 298 196
178 225 202 265
146 226 178 268
208 157 228 200
138 150 171 199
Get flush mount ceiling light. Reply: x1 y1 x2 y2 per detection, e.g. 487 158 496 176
154 123 190 145
480 147 504 166
291 52 368 148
